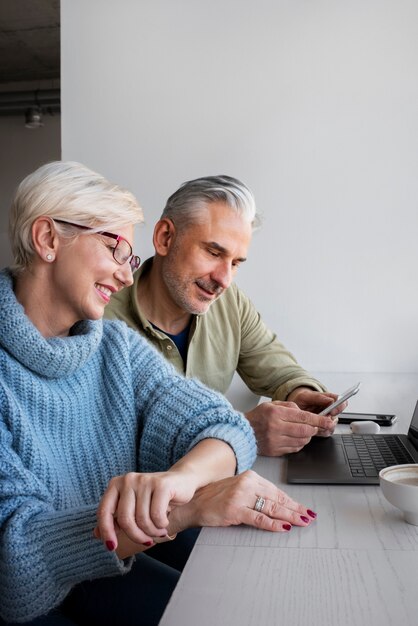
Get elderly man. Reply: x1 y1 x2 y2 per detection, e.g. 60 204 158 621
105 175 344 456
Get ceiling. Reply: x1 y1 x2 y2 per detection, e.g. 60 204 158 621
0 0 60 115
0 0 60 84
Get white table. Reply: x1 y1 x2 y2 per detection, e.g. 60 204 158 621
160 373 418 626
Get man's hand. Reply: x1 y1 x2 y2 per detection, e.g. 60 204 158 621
286 387 346 415
287 387 348 435
245 393 341 457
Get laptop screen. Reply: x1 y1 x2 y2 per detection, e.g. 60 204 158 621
408 400 418 449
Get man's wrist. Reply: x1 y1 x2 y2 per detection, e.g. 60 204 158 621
286 386 313 402
244 404 262 425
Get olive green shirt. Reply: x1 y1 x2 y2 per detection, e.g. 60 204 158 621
104 258 326 401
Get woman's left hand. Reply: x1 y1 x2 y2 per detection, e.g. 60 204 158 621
96 470 198 549
168 469 317 533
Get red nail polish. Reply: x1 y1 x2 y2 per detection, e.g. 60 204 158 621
300 515 310 523
307 509 317 519
106 540 115 551
143 541 153 547
283 523 292 531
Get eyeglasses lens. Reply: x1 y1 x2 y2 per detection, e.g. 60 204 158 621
114 239 132 265
114 238 140 271
130 256 141 271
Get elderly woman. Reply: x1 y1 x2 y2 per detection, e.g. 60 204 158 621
0 162 316 626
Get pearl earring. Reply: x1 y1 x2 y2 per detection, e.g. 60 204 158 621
46 253 54 261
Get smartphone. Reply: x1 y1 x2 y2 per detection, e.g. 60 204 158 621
319 382 361 416
338 412 397 426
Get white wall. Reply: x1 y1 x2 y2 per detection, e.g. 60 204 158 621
61 0 418 373
0 113 61 268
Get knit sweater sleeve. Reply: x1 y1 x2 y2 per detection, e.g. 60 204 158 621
0 416 133 623
0 321 256 623
119 324 257 474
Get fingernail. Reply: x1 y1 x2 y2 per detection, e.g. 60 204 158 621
142 541 153 547
307 509 317 519
106 540 115 551
300 515 310 523
282 523 292 531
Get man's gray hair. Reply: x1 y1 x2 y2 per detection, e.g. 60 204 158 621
161 175 260 231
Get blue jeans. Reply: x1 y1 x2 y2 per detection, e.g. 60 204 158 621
0 529 200 626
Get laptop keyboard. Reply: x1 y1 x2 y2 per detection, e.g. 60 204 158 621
342 434 415 478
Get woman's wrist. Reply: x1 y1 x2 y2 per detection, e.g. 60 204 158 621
167 500 196 536
169 440 236 491
152 532 177 544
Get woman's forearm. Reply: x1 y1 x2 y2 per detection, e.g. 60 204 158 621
168 438 237 490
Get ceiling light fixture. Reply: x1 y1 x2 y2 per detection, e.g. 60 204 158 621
25 106 44 129
24 90 45 129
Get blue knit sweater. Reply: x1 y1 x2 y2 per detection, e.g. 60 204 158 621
0 269 256 623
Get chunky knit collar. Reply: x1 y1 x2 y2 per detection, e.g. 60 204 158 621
0 269 103 378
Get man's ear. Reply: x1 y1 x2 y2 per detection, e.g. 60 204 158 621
153 218 176 257
31 217 59 263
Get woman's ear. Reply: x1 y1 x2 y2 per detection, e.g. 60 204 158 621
153 218 176 257
31 217 59 263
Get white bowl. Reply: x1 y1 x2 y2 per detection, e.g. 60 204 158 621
379 464 418 525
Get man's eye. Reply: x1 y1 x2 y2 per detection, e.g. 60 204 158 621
208 250 220 257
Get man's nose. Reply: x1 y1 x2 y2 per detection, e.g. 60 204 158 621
211 261 233 290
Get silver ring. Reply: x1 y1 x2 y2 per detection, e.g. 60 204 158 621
254 496 266 513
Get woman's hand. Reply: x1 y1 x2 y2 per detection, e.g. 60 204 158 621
96 470 198 550
95 470 317 559
96 439 238 552
170 469 317 534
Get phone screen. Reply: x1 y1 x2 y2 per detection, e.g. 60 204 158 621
318 382 361 416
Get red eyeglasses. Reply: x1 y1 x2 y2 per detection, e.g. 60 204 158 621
54 219 141 271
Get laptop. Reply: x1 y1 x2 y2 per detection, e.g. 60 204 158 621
286 400 418 485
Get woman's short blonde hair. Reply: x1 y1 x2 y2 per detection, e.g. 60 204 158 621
9 161 144 273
